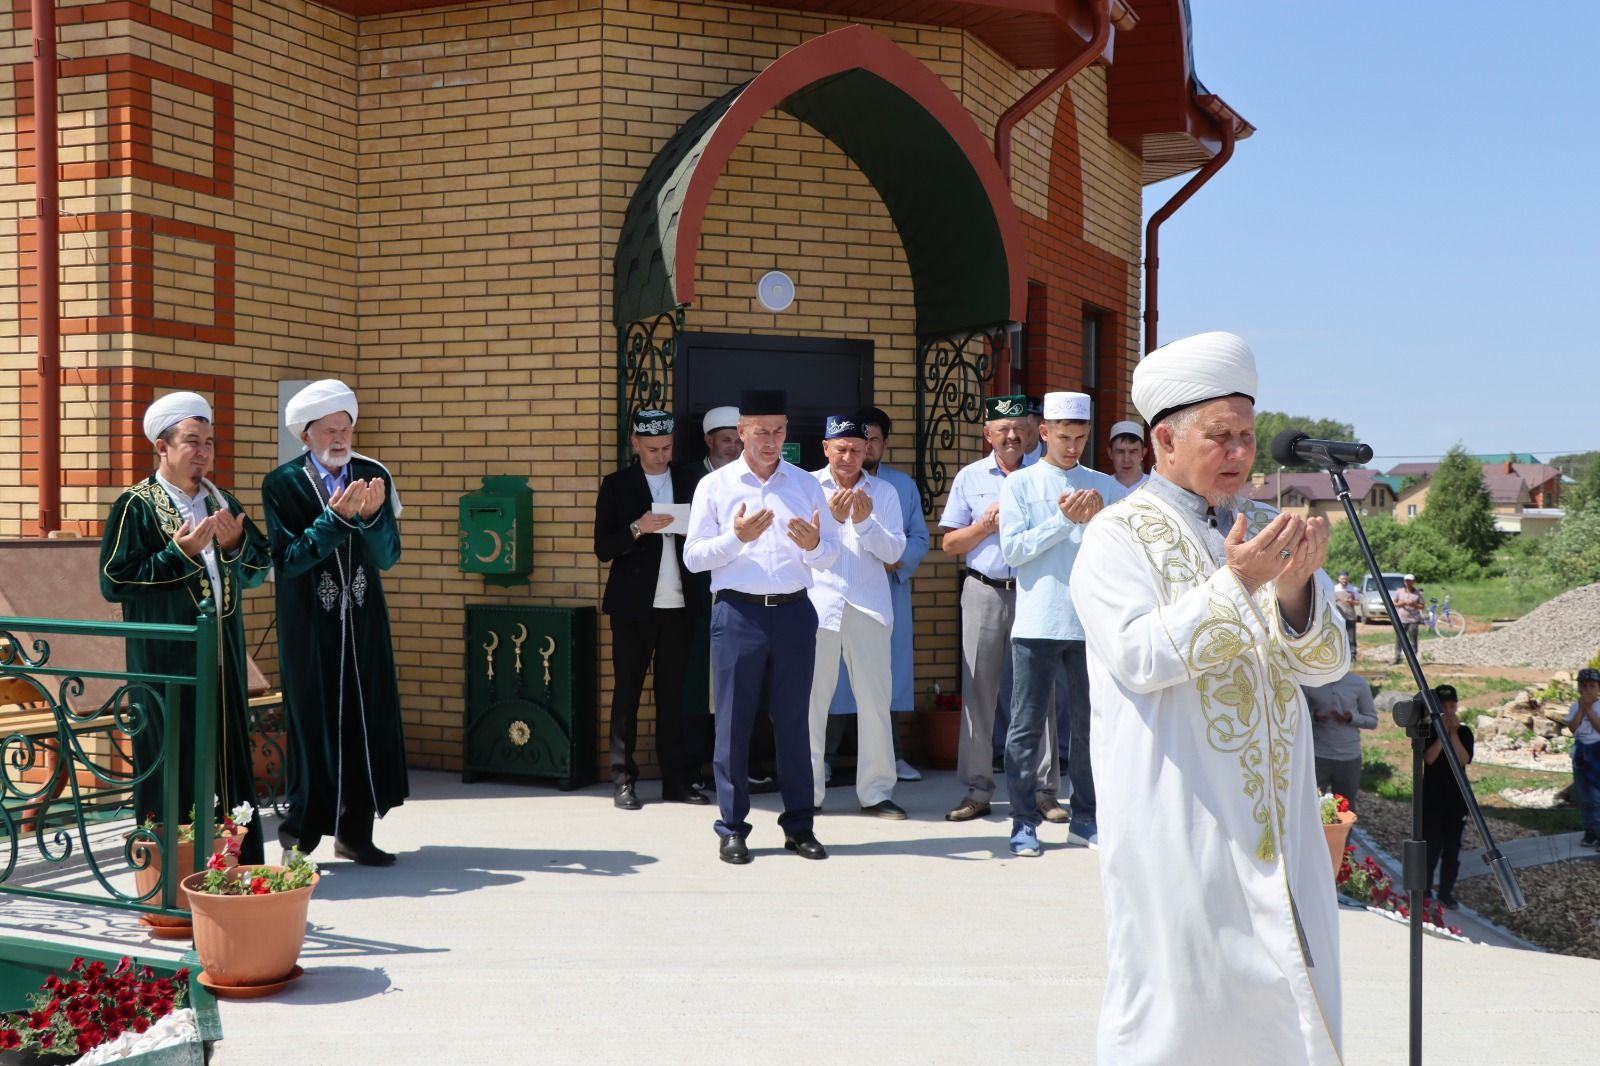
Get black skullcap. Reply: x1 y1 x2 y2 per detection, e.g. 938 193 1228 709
740 389 787 416
855 406 892 437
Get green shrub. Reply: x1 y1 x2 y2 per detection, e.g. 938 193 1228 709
1542 510 1600 586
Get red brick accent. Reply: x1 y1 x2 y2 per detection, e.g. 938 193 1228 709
19 366 236 494
17 212 236 343
11 56 234 197
9 0 234 52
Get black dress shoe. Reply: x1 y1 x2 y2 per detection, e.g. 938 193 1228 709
333 840 397 867
719 834 750 865
861 800 908 820
783 831 827 860
614 783 642 810
664 787 710 805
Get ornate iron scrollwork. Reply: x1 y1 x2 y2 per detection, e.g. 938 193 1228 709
915 331 1003 515
618 307 685 466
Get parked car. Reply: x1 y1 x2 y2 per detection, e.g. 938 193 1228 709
1358 572 1408 623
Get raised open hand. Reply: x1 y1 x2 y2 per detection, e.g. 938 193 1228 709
328 480 364 520
1059 488 1104 524
849 488 873 523
359 477 387 520
786 509 822 551
827 487 853 524
1277 515 1329 590
211 508 246 553
733 502 775 543
1224 511 1304 594
173 516 217 558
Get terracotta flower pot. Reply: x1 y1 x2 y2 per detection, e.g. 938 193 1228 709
917 707 960 771
130 826 248 929
181 864 317 988
1323 810 1356 879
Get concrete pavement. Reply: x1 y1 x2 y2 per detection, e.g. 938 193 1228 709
4 769 1598 1065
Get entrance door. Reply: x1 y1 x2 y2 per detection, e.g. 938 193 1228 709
675 333 874 472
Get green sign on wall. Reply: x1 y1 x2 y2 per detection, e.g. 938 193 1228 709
782 443 801 464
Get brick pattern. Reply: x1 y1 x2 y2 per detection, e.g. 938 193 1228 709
3 0 1149 781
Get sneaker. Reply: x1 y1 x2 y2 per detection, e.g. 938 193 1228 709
1068 820 1099 850
895 759 923 782
1009 823 1041 857
1580 831 1599 849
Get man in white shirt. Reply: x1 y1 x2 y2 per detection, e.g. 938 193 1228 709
1332 571 1359 661
1303 670 1378 811
806 414 908 818
593 409 709 810
1107 420 1149 491
685 390 839 864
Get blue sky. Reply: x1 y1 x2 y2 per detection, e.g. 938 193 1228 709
1144 3 1600 470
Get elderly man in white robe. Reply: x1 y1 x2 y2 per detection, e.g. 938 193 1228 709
1070 331 1350 1065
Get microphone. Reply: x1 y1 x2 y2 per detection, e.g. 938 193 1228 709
1269 428 1374 470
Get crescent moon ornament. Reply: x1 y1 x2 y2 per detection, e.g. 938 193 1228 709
474 528 503 564
483 630 500 684
511 623 528 676
539 635 557 687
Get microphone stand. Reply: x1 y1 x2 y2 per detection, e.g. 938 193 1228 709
1326 465 1526 1066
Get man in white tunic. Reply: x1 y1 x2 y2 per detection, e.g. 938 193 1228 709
1070 332 1350 1065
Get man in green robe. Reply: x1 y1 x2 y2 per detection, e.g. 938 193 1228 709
263 379 407 866
99 391 271 864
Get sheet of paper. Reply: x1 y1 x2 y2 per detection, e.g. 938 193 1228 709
651 503 691 535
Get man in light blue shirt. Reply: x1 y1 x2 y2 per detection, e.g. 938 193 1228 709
938 395 1059 823
999 391 1123 855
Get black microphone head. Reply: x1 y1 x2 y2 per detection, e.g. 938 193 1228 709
1269 428 1308 467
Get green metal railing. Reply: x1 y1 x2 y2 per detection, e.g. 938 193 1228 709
0 605 218 920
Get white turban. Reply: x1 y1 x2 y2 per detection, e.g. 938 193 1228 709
144 391 212 443
1042 391 1091 420
285 379 358 438
1132 331 1258 426
703 406 740 434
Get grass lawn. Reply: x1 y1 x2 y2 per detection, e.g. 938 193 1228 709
1419 574 1584 622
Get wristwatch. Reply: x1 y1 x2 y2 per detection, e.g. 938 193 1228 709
629 520 642 539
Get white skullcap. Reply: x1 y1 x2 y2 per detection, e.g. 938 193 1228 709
703 406 740 433
1109 420 1144 442
285 379 358 438
1132 331 1258 426
144 391 212 443
1042 391 1091 421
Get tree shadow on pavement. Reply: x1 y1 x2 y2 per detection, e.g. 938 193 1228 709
308 844 658 901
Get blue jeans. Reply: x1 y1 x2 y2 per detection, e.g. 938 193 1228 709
1006 638 1093 828
1573 743 1600 834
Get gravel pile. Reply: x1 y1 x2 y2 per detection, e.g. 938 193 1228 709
1422 582 1600 669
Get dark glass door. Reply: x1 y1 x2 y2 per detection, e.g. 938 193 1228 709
675 333 874 472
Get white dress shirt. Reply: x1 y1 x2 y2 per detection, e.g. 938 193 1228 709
808 467 906 631
644 470 684 609
154 472 222 593
684 454 839 593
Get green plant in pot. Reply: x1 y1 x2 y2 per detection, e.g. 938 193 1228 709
181 845 319 996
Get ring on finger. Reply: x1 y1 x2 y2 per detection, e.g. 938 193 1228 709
1278 548 1293 560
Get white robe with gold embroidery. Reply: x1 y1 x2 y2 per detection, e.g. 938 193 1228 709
1071 491 1350 1065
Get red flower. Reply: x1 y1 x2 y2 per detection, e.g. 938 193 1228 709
205 852 228 873
0 1030 20 1050
29 1010 51 1029
38 1031 56 1049
132 1016 151 1034
250 877 272 895
173 967 190 983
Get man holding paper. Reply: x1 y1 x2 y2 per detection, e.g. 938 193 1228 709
593 408 710 809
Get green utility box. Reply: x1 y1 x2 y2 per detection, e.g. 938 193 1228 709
458 476 533 586
462 604 595 789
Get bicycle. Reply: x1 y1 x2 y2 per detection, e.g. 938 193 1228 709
1425 594 1468 638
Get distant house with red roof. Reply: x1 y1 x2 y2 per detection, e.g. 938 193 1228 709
1388 456 1566 536
1246 470 1399 523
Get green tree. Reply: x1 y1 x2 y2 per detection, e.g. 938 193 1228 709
1326 513 1405 578
1550 450 1599 481
1542 509 1600 585
1563 456 1600 515
1418 445 1500 565
1252 411 1359 474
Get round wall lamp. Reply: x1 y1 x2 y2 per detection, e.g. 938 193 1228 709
757 270 795 312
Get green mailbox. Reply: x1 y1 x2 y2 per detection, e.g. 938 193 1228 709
458 475 533 586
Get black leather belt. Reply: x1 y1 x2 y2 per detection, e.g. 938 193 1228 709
966 570 1016 591
715 589 809 607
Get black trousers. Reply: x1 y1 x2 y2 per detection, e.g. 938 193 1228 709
609 609 691 791
1423 808 1466 896
278 686 377 853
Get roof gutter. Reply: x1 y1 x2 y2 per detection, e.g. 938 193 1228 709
1143 94 1237 353
994 1 1135 185
32 0 60 534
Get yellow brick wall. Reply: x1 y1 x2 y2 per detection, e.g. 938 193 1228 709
2 0 1150 782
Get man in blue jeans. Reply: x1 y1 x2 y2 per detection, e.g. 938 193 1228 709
998 391 1124 855
1568 668 1600 849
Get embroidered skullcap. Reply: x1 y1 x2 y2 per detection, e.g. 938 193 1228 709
285 379 358 438
703 406 740 434
1042 392 1091 421
632 409 674 437
984 395 1028 421
1109 420 1145 442
740 389 787 416
1132 331 1258 428
143 391 212 443
823 414 866 440
1578 668 1600 684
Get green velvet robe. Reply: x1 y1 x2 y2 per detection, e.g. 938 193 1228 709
98 475 271 864
261 454 407 841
